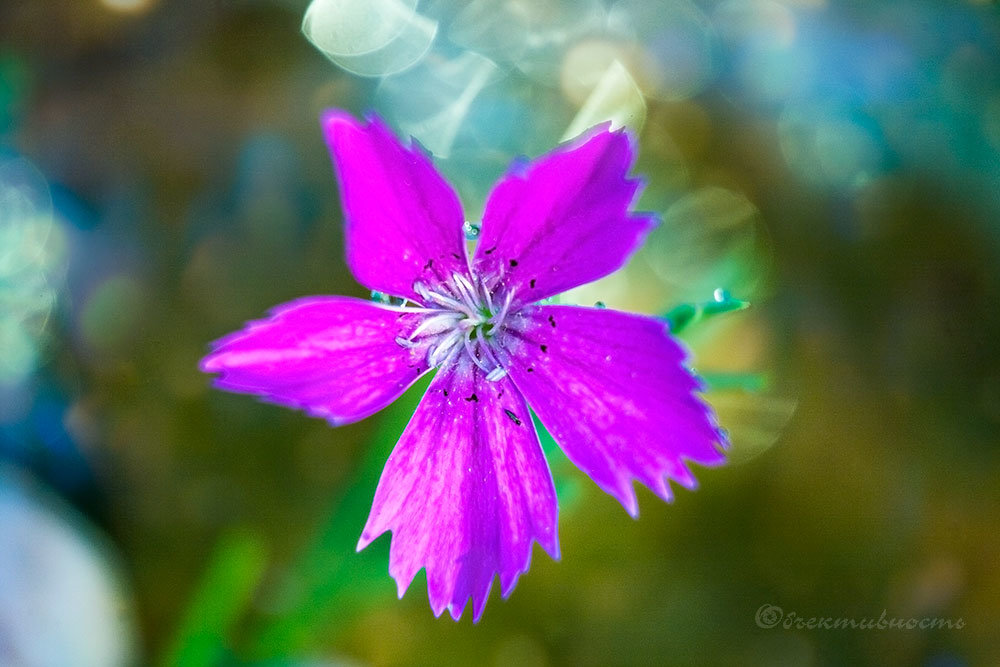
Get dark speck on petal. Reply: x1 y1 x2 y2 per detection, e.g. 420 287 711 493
465 393 478 402
504 409 522 426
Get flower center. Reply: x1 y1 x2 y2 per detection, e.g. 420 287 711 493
396 273 513 380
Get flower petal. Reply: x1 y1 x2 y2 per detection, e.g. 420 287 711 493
200 296 427 425
499 305 726 516
473 125 656 306
358 357 559 621
322 111 471 302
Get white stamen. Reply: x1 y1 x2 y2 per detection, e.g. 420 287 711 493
413 280 431 302
392 306 447 314
463 332 495 375
427 328 464 367
478 336 504 371
406 311 463 340
413 280 470 316
485 367 508 382
452 273 479 311
407 273 516 378
394 336 418 349
427 290 474 315
482 283 495 314
491 288 516 327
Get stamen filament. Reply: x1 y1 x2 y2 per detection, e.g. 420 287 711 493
481 280 495 314
463 331 495 375
485 367 508 381
427 328 464 367
451 274 480 312
426 290 476 316
408 273 514 379
413 281 474 317
407 311 464 340
477 337 504 372
491 288 516 327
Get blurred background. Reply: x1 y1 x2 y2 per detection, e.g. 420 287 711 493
1 0 999 665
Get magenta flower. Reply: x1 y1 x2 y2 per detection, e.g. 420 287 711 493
200 111 726 621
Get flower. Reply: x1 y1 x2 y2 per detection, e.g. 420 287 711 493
200 111 727 621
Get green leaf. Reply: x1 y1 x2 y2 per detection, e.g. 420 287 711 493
159 529 268 667
663 290 750 335
700 371 770 393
